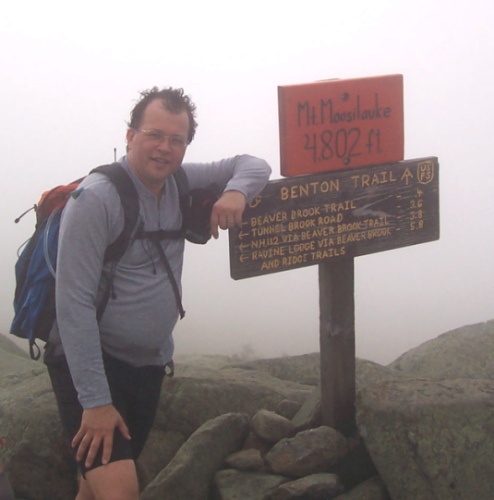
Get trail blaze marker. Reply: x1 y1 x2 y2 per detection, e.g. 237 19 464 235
279 74 404 176
229 75 439 434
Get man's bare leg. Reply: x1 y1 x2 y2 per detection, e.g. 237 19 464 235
76 460 139 500
77 475 95 500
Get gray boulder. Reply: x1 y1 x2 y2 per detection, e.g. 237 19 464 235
250 409 296 443
0 334 44 379
388 319 494 379
0 368 77 499
355 320 494 499
275 399 303 420
141 412 250 500
226 353 321 386
0 335 30 358
266 472 343 499
265 426 349 478
225 448 265 472
357 377 494 500
334 476 390 499
213 469 289 500
0 471 15 500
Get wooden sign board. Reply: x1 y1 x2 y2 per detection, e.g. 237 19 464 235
230 157 439 280
278 74 404 176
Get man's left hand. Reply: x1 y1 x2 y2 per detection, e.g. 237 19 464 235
210 190 247 239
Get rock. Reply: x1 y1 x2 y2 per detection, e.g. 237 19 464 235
357 378 494 500
251 409 296 443
388 320 494 379
213 469 288 500
0 334 45 379
141 413 249 500
275 399 302 420
0 471 15 500
0 368 77 500
0 334 30 358
267 472 343 499
136 429 187 488
290 384 321 431
355 359 412 390
174 353 234 371
334 476 390 499
154 373 312 438
225 449 265 472
137 366 313 483
226 353 321 386
265 426 349 478
241 431 272 456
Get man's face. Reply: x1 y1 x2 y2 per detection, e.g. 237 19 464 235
126 99 190 195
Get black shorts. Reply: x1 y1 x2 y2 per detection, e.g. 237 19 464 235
45 348 166 475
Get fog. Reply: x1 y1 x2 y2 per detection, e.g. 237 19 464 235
1 0 493 364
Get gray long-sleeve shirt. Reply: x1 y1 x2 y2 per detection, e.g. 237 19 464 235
50 155 271 409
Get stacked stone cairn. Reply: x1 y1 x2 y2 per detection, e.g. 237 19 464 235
141 391 389 500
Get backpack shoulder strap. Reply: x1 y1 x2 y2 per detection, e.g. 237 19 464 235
90 163 141 262
172 166 189 199
88 163 143 321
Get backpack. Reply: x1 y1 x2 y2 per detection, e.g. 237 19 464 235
10 163 218 360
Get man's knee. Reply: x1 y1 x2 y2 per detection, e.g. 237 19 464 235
83 460 139 500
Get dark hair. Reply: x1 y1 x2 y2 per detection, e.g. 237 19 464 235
128 87 198 144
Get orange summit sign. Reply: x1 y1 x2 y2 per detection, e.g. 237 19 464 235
278 74 404 176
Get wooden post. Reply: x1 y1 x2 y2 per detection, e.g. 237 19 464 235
319 257 356 435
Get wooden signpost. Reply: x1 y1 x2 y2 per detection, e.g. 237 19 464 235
229 75 440 434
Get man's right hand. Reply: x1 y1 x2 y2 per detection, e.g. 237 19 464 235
72 404 131 468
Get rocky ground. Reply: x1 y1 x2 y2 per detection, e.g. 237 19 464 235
1 319 494 499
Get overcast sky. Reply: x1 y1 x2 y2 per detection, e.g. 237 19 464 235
1 0 493 364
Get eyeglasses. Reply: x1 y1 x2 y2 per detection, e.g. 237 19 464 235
135 129 188 149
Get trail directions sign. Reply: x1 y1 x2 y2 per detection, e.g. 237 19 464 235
229 74 439 434
278 74 404 176
230 157 439 280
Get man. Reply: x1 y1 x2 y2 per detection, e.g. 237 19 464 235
45 87 271 499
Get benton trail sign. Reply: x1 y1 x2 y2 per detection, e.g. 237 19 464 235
228 75 440 435
229 157 439 280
